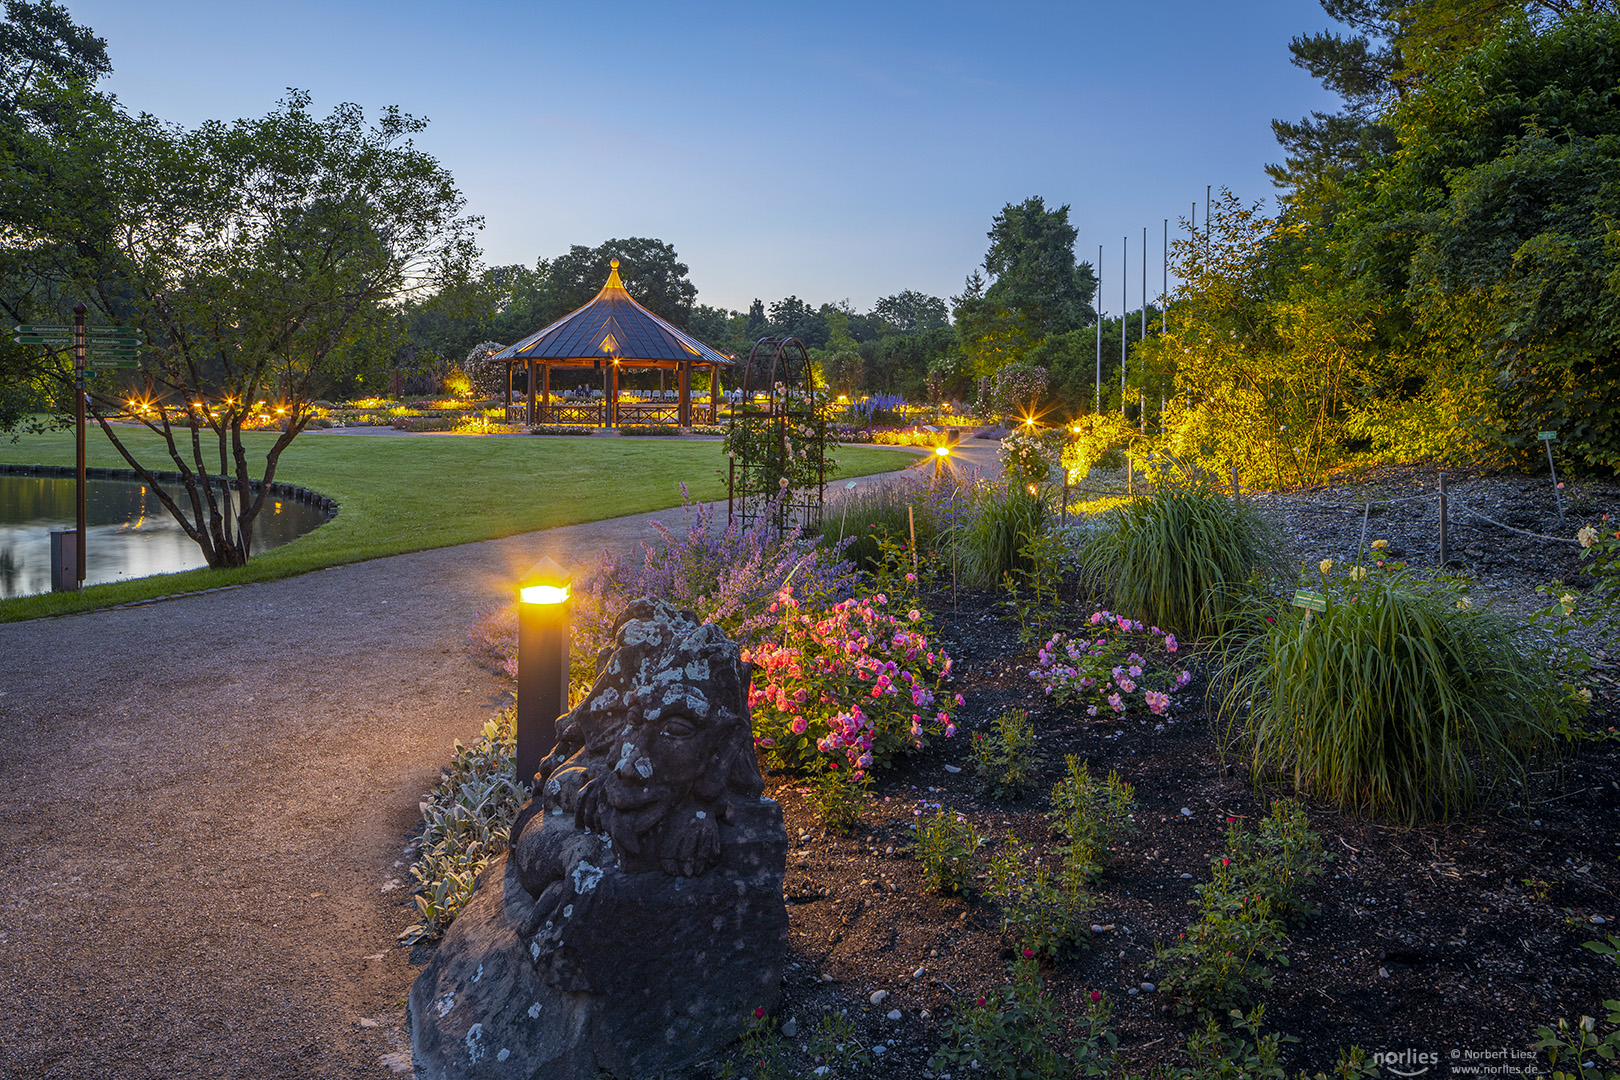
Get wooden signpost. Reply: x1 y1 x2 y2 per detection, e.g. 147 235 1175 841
12 311 141 589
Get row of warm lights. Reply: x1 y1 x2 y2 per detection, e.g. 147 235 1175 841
123 397 289 416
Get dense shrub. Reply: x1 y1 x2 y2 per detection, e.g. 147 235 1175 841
527 424 596 436
1221 561 1569 823
1080 477 1278 638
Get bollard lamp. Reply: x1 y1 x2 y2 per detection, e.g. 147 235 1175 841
516 556 571 789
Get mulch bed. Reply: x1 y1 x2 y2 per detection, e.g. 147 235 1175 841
747 466 1620 1078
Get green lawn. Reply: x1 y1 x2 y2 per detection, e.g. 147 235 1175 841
0 428 920 621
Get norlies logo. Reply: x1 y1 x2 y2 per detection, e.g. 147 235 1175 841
1375 1049 1439 1076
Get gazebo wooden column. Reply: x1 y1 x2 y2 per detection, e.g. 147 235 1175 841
526 359 536 424
678 361 691 427
708 364 719 424
504 363 512 418
542 363 551 424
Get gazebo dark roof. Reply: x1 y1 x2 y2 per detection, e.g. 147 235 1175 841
489 261 734 367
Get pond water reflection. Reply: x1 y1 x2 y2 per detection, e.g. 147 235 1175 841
0 475 330 598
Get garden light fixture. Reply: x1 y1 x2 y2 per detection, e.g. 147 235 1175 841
516 556 572 788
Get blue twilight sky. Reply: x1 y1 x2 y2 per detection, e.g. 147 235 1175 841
69 0 1340 318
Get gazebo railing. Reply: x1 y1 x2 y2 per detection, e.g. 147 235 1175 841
505 397 722 427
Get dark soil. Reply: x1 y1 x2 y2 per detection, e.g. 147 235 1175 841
736 466 1620 1079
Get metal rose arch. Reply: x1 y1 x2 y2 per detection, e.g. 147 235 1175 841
725 336 830 536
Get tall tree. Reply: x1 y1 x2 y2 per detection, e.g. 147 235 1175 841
766 295 828 347
0 0 116 433
872 290 949 333
1378 12 1620 467
538 238 696 328
951 269 1034 377
59 92 481 568
981 196 1097 339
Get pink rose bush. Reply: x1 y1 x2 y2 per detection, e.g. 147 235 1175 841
743 584 955 777
1029 610 1189 719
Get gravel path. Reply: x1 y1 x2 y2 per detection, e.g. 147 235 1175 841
0 445 970 1080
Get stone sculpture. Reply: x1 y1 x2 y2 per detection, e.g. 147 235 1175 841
409 599 788 1080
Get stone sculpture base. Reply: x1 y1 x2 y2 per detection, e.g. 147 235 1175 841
408 798 787 1080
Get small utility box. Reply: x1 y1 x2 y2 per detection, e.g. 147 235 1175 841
49 529 79 592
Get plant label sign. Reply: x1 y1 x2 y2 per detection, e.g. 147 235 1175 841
1292 590 1328 613
1538 432 1557 441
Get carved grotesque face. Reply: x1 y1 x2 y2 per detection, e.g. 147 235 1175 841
536 599 760 876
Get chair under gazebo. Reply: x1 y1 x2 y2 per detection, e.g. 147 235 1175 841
488 260 736 428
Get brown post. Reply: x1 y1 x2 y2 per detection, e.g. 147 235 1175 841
542 363 551 425
708 364 719 423
610 363 619 427
526 359 537 425
73 303 86 585
504 362 512 418
678 361 691 427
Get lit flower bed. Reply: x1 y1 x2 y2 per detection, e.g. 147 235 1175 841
1029 611 1191 718
744 586 958 777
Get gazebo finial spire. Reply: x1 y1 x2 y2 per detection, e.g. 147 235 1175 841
603 259 625 291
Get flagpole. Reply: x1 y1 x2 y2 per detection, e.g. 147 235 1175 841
1095 243 1103 413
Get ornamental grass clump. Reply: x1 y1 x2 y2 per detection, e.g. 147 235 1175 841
1221 560 1569 823
819 480 940 574
1080 476 1279 638
956 480 1049 588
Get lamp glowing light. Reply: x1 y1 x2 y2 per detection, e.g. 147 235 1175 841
520 584 569 605
934 445 950 458
516 556 572 788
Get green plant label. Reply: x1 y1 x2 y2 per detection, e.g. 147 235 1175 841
1291 590 1327 612
1538 431 1557 441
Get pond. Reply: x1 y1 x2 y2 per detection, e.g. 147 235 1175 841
0 474 331 599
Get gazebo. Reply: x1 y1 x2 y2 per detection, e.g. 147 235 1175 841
489 260 736 427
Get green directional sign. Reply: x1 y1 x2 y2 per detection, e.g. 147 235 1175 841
89 359 139 369
13 336 73 346
16 323 135 333
1292 589 1328 613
